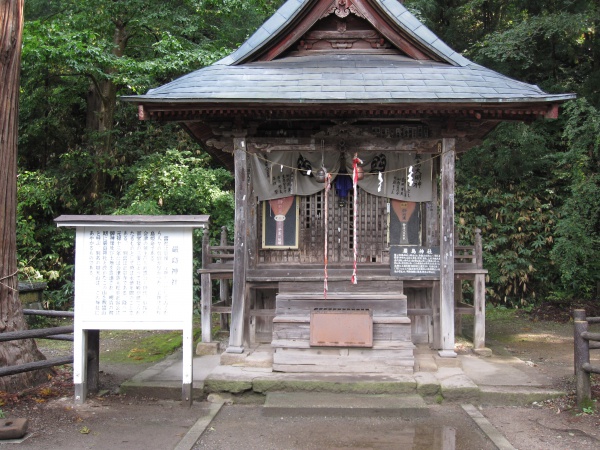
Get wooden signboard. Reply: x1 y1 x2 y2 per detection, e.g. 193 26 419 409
55 215 208 405
390 245 440 277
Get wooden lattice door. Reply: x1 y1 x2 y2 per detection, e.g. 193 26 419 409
299 187 389 264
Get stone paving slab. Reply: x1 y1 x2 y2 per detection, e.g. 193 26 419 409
478 386 565 406
436 367 481 402
459 354 552 387
263 392 429 417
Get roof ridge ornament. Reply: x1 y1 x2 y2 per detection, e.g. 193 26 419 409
325 0 365 19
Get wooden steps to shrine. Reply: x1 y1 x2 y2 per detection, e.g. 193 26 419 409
272 281 414 374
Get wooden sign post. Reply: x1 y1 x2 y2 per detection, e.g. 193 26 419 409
55 215 208 405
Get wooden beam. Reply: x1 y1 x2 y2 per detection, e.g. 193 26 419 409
142 102 550 121
227 138 248 353
0 356 74 377
247 137 442 153
439 137 456 357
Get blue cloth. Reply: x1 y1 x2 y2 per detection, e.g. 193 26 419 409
335 173 353 198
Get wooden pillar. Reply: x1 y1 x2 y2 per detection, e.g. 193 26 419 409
454 281 463 336
428 155 441 348
473 274 485 349
453 231 462 336
244 155 258 344
200 228 212 343
473 228 486 350
439 138 456 357
431 281 441 348
227 138 248 353
219 226 230 330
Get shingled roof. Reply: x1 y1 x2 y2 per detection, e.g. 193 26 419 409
125 0 574 108
140 54 570 104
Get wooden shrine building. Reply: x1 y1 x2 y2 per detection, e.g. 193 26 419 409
124 0 574 372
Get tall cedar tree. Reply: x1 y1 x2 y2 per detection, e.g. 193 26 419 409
1 0 46 392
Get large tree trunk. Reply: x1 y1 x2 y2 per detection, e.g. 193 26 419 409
1 0 46 392
86 20 128 209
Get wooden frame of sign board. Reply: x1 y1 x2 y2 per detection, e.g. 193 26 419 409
55 215 208 406
261 196 300 249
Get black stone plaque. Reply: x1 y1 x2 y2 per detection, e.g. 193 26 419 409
390 246 440 277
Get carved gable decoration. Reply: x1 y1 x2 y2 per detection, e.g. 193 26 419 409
257 0 432 62
295 14 396 54
324 0 365 19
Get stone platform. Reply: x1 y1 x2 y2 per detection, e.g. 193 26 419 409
120 343 565 406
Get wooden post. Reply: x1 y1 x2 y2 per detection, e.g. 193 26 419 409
474 228 483 269
439 138 456 357
453 231 462 336
86 330 100 394
201 228 212 343
574 309 591 407
473 228 486 350
431 281 441 348
428 155 441 349
454 280 463 336
73 329 88 404
219 226 230 330
473 274 486 350
227 138 248 353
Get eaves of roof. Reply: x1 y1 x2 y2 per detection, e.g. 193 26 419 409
122 54 574 106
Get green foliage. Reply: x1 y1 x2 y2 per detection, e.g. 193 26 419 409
577 397 596 415
15 1 276 310
456 122 562 306
116 149 235 237
17 171 76 309
551 99 600 298
457 182 559 306
410 0 600 304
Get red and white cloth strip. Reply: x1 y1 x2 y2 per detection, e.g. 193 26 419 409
324 173 331 298
351 155 363 284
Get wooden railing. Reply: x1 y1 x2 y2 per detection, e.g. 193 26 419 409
453 228 487 351
199 227 488 349
0 310 84 379
574 309 600 408
199 226 234 343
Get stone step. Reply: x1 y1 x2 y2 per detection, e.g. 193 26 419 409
263 391 429 417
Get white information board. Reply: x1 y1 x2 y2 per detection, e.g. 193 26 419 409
56 215 208 405
75 227 190 328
